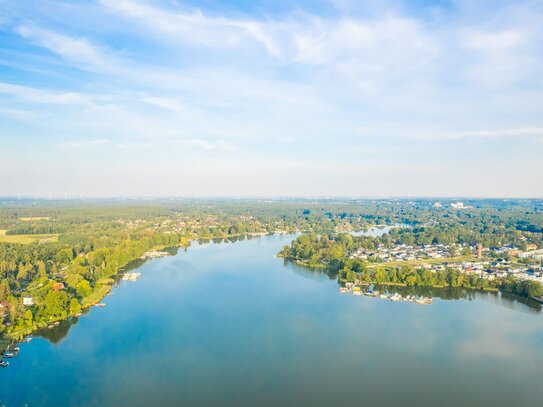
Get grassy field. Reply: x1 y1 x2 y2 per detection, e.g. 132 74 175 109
81 285 112 308
18 216 50 221
366 255 483 268
0 229 59 244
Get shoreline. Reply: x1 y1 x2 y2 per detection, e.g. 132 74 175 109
2 231 294 352
281 255 529 298
337 279 500 292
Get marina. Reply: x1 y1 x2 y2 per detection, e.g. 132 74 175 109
140 251 169 260
121 272 141 282
340 283 434 305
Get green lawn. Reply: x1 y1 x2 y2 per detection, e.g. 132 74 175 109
81 285 112 308
367 255 484 268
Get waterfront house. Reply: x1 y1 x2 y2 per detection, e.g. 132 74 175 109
52 282 65 291
23 297 34 306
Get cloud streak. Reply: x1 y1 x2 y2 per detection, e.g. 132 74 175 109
16 25 122 74
174 139 234 151
56 139 109 148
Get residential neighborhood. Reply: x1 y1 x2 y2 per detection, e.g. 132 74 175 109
349 243 543 284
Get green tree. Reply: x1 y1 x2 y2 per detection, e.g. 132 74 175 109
374 267 386 283
24 309 33 327
76 280 92 299
43 290 69 318
69 298 82 314
346 269 357 282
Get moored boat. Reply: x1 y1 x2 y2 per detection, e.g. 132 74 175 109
415 296 433 305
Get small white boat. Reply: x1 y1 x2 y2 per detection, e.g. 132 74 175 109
416 297 433 305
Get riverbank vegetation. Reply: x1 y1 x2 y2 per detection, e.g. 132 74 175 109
279 211 543 301
1 198 541 344
0 198 382 343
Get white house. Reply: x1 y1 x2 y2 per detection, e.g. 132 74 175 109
23 297 34 306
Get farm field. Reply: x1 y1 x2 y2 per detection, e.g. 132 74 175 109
0 229 59 244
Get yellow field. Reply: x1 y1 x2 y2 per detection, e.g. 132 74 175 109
0 229 59 244
18 216 50 221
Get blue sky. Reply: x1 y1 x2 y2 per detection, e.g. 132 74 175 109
1 0 542 197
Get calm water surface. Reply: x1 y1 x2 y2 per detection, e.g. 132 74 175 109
1 234 543 407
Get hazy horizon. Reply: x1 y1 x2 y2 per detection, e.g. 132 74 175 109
1 0 543 197
1 194 542 201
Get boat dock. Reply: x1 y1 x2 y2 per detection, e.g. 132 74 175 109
122 272 141 281
141 251 169 259
339 284 433 305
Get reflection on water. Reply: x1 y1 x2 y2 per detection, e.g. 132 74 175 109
35 309 92 345
283 258 338 281
366 285 542 313
198 234 251 246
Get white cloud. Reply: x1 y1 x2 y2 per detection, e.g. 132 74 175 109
56 139 109 148
174 139 234 150
0 108 38 120
116 142 153 149
99 0 284 57
16 25 121 73
142 97 186 112
343 146 384 154
412 127 543 141
462 29 525 53
2 0 543 196
0 82 91 104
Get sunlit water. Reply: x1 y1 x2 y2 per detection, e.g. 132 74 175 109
1 234 542 407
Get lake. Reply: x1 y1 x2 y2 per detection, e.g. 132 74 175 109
1 234 543 407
